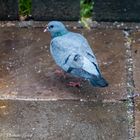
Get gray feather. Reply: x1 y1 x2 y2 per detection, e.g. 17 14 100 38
47 21 108 87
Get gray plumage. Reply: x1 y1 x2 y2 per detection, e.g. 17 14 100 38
45 21 108 87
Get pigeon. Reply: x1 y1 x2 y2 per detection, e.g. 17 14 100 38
44 21 108 87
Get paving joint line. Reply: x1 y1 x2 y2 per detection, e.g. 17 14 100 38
123 29 135 140
1 21 140 30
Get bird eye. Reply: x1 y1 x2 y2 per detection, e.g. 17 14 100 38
49 25 54 29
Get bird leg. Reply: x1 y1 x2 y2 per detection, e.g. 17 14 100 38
66 77 85 87
54 69 66 78
67 81 81 87
54 68 84 87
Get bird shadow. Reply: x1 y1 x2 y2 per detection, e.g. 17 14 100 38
35 67 106 101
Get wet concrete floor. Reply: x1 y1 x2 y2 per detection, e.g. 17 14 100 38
0 100 128 140
0 27 127 101
0 22 139 139
131 30 140 140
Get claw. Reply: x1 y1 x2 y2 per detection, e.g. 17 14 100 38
67 81 81 87
54 69 66 78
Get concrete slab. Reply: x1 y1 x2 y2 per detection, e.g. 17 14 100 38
132 31 140 139
135 100 140 140
132 31 140 97
0 27 127 101
0 100 128 140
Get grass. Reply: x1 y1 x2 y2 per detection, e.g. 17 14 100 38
19 0 31 16
18 0 93 22
80 0 93 18
80 0 94 29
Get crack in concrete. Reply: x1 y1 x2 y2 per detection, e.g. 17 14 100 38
123 29 135 140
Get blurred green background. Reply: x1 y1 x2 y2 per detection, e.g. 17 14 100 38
19 0 31 16
19 0 93 19
80 0 93 18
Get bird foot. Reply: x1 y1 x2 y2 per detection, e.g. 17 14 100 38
67 81 81 87
54 69 66 78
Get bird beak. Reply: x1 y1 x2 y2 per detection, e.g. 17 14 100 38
44 26 48 32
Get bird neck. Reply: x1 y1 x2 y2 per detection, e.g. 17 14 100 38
51 29 68 38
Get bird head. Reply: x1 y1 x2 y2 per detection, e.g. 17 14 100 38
44 21 68 38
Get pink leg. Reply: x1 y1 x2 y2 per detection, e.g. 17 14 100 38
54 68 85 87
67 81 81 87
54 69 66 78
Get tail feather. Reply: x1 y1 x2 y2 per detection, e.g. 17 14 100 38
90 76 108 87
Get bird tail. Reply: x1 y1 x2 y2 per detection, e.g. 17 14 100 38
89 76 108 87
